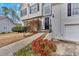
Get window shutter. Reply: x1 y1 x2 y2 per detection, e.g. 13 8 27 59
68 3 71 16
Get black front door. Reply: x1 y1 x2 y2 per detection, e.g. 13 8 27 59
45 17 49 29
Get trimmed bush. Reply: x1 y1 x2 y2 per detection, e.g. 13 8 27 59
12 24 27 32
0 32 6 34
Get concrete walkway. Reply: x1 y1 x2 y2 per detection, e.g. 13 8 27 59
52 40 79 56
44 33 52 40
0 33 44 56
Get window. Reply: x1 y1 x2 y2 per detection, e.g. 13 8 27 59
4 26 7 30
68 3 79 16
30 4 39 14
72 3 79 15
21 10 23 16
21 8 27 16
43 3 52 16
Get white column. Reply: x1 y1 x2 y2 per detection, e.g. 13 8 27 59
40 17 44 30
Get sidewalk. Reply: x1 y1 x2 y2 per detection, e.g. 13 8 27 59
0 33 44 56
44 33 52 40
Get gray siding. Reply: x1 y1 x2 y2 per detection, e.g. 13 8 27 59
0 17 15 33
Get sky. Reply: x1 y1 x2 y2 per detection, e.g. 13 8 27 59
0 3 20 16
0 3 24 25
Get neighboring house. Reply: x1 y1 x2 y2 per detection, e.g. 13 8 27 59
0 15 15 33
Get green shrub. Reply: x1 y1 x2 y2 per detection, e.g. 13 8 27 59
12 24 27 32
0 32 6 34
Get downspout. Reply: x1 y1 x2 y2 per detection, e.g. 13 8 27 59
60 4 62 39
49 3 52 33
41 3 44 30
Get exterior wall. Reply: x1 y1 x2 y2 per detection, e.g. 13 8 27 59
0 18 15 33
51 3 79 42
28 3 42 19
20 3 65 40
51 4 63 39
20 3 79 42
20 3 43 31
60 3 79 42
20 3 29 11
42 3 52 32
20 3 42 20
41 17 45 30
60 4 79 25
22 20 27 26
20 3 54 31
50 3 79 41
20 3 29 20
42 4 52 16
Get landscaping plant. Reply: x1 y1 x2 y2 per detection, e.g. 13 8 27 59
12 24 27 32
32 39 57 56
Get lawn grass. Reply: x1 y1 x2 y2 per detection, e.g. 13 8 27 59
16 43 36 56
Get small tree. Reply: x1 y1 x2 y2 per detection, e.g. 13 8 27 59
27 19 41 32
2 7 10 16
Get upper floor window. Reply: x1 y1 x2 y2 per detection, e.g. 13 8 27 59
21 8 27 16
30 3 39 14
68 3 79 16
42 3 52 16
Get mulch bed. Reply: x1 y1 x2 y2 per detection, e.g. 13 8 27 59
0 32 36 48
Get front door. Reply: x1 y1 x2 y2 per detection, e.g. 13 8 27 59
45 17 49 29
51 4 61 39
